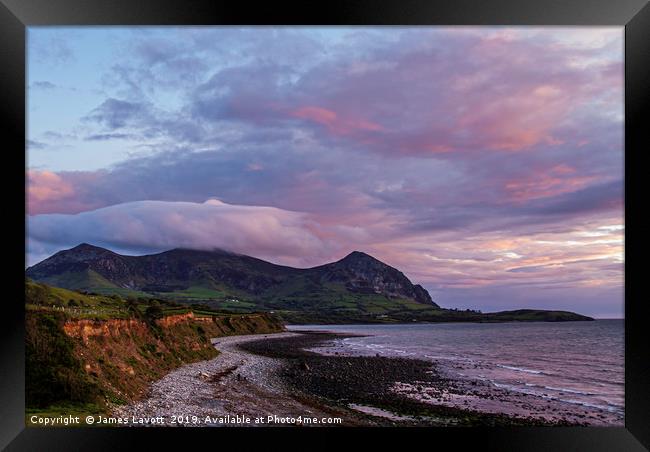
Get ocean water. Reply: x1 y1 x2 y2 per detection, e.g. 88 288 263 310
288 320 624 423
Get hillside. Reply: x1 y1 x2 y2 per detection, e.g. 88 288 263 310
26 244 593 324
25 280 284 424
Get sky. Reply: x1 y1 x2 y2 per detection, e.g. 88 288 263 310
26 27 624 317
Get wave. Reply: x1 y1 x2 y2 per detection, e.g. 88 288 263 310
556 398 624 414
523 383 597 396
424 354 476 363
493 382 623 414
544 385 597 396
494 364 621 387
339 341 422 357
496 364 545 375
547 372 624 387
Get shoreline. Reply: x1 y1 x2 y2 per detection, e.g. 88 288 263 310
286 329 624 427
287 325 623 426
238 331 589 426
112 331 600 426
111 332 381 426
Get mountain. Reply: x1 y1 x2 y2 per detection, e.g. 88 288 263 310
308 251 433 304
27 243 301 296
26 244 440 319
26 243 593 324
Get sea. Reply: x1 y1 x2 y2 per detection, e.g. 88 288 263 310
288 320 624 425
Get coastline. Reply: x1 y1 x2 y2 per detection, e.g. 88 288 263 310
288 323 623 426
238 332 589 426
112 331 595 426
111 332 377 426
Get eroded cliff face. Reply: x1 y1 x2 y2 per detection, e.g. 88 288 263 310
63 312 284 342
27 311 284 410
63 318 149 344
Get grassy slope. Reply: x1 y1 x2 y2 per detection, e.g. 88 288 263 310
38 269 150 298
84 275 592 324
159 278 444 321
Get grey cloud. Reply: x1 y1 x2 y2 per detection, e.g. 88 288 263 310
85 133 135 141
84 98 153 129
521 180 623 217
31 81 57 90
27 140 47 150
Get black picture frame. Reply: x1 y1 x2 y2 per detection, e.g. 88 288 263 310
2 0 648 450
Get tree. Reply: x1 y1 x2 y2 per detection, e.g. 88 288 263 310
144 305 163 320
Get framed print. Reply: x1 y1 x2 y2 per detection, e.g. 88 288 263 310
1 0 648 450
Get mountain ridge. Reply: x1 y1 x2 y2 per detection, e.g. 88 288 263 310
26 243 439 309
26 243 594 324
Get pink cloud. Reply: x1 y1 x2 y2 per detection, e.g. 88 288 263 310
454 80 579 152
283 31 620 156
184 29 620 163
291 106 383 137
292 106 337 124
28 170 77 215
28 170 74 203
503 165 601 203
27 170 105 215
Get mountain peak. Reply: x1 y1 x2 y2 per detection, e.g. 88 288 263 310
336 250 388 268
70 243 106 252
61 243 116 259
326 251 436 306
26 242 123 280
341 251 376 262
